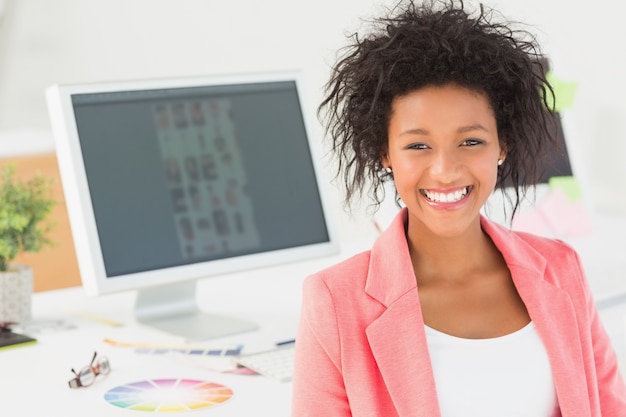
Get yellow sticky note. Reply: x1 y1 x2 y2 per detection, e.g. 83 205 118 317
548 176 582 202
545 72 578 112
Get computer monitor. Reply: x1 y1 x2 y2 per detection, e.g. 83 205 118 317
482 102 573 220
46 72 339 341
481 57 590 232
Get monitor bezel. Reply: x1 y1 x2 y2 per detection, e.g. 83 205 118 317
46 71 340 298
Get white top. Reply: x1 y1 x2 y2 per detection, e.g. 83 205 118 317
424 322 560 417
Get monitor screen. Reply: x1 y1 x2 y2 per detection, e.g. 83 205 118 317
500 57 573 187
46 72 338 340
482 57 586 232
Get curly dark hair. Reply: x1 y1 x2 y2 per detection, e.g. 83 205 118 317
319 0 558 218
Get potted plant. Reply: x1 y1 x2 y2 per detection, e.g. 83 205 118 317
0 164 55 325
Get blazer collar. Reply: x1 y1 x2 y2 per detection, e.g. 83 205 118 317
365 209 439 416
365 208 416 306
364 208 590 416
481 217 590 415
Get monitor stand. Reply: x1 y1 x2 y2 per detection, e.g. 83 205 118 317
134 280 258 341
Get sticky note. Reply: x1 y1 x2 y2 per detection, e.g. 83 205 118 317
537 188 592 237
545 72 578 112
511 209 553 236
548 176 582 202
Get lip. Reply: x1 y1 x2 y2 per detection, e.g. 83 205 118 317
420 185 472 210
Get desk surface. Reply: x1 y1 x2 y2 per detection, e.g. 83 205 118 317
0 253 338 416
2 217 626 416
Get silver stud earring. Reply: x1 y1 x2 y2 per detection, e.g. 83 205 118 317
497 159 504 166
384 167 392 174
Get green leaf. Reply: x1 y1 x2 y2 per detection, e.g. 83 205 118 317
0 165 56 271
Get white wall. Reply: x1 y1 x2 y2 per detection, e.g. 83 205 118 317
489 0 626 216
1 0 625 245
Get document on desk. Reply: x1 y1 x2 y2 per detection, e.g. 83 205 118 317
104 338 243 373
103 338 242 354
168 351 242 373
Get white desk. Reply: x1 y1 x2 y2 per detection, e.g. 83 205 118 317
2 218 626 416
0 252 347 417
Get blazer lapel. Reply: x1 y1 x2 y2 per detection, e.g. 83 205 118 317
366 292 441 417
364 210 441 417
362 211 591 416
483 219 592 416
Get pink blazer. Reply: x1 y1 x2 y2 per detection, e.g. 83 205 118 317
292 209 626 416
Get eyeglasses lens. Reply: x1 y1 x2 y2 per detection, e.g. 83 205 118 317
69 354 111 388
78 367 95 386
97 357 111 375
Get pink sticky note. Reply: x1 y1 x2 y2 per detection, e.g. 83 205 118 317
511 210 553 236
537 188 593 237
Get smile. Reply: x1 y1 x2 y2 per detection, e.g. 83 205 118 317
421 186 470 203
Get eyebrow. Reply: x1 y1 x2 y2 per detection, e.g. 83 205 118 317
457 124 490 133
400 124 490 136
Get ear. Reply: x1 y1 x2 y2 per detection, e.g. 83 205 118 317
381 152 390 170
498 142 507 163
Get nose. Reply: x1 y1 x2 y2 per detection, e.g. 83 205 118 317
429 150 460 183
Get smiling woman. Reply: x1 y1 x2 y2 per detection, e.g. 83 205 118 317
383 84 504 240
291 1 626 416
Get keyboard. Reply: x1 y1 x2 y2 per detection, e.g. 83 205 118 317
236 344 295 382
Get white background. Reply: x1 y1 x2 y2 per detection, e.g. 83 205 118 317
0 0 625 244
0 4 625 412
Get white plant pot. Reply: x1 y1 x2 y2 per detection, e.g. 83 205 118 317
0 264 33 325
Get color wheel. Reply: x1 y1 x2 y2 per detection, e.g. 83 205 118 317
104 378 233 412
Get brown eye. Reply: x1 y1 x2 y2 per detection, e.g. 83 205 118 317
461 139 483 146
407 143 429 150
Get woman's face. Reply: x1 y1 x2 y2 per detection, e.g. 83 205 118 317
382 83 504 239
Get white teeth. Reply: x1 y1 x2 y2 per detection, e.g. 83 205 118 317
423 187 468 203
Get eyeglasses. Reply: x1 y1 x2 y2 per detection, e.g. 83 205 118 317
68 351 111 388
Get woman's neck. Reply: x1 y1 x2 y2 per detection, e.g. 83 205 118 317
407 216 502 286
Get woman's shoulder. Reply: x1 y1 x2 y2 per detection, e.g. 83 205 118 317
483 217 584 279
483 216 578 257
512 229 579 261
303 249 372 293
499 226 586 284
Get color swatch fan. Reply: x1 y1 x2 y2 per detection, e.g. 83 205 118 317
104 378 233 412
